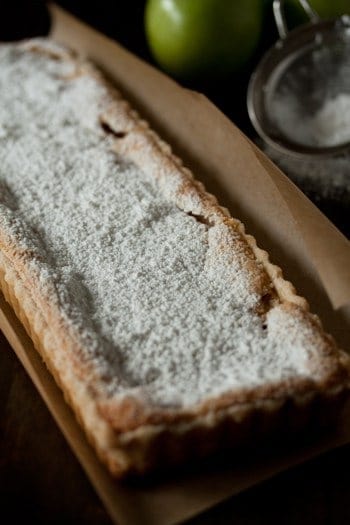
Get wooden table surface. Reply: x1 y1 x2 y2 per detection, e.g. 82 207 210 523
1 327 350 525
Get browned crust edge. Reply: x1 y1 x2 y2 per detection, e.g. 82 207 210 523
0 39 349 477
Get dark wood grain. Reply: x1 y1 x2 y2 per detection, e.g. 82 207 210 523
0 331 112 525
1 328 350 525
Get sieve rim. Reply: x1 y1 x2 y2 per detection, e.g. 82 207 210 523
247 16 350 159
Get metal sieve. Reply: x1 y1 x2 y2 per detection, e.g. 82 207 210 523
247 0 350 158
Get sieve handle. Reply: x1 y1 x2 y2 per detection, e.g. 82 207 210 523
273 0 321 39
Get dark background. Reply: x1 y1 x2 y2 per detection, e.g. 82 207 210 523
0 2 350 524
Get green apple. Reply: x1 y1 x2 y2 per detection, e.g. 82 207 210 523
292 0 350 20
266 0 350 30
260 0 350 50
144 0 263 79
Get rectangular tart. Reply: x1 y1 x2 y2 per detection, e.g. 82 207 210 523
0 38 349 478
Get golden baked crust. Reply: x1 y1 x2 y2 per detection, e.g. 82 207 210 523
0 39 349 477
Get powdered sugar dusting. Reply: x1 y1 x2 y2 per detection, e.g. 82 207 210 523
271 92 350 148
0 41 329 409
